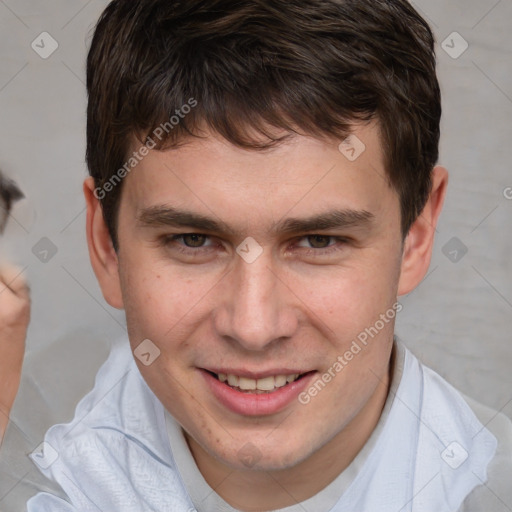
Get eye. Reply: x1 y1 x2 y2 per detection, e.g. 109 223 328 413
180 233 209 248
296 235 337 249
290 235 350 260
162 233 216 252
157 232 224 263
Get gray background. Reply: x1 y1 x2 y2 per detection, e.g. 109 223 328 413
0 0 511 490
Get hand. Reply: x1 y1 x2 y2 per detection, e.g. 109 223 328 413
0 264 30 444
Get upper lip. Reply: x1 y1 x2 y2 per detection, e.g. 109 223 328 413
202 368 314 379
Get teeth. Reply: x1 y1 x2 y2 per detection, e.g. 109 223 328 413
238 377 256 390
217 372 302 391
274 375 287 388
227 374 239 387
256 376 276 391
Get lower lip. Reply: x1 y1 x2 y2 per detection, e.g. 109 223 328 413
200 370 317 416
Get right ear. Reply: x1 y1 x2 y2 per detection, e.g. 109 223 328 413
83 177 124 310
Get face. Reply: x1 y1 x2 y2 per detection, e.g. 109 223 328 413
102 121 407 472
89 118 445 482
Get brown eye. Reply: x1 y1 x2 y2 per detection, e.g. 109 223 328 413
306 235 332 248
182 234 207 247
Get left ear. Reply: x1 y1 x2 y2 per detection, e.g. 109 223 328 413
398 166 448 296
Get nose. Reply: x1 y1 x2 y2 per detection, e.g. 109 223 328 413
213 249 299 351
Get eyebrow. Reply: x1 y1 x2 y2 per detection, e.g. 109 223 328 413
137 205 375 236
277 208 375 234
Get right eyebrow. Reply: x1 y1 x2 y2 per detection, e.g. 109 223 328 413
137 205 240 236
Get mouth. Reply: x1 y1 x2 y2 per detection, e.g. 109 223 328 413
205 370 313 394
201 367 317 416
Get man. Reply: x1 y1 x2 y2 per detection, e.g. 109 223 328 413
26 0 512 510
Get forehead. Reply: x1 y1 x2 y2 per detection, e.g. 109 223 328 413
120 121 397 235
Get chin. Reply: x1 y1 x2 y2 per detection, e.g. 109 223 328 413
218 438 309 472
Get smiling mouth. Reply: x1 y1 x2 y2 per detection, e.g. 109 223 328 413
205 370 313 394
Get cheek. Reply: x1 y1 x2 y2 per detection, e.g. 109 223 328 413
118 261 171 339
119 258 213 343
119 267 201 388
299 257 398 335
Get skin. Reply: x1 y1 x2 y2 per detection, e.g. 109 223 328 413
0 264 30 445
85 120 448 511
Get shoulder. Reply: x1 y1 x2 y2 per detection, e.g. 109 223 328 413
402 344 511 511
456 393 512 511
396 342 498 512
27 339 192 511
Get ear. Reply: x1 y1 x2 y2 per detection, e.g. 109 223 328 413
83 177 124 309
397 166 448 296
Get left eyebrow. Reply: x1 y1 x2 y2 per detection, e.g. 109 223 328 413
136 205 375 236
273 209 375 235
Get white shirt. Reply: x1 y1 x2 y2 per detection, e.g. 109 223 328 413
24 336 512 511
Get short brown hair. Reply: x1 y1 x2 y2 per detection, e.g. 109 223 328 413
86 0 441 251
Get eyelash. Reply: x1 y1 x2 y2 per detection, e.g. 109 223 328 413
163 234 218 255
161 233 349 257
294 236 348 257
